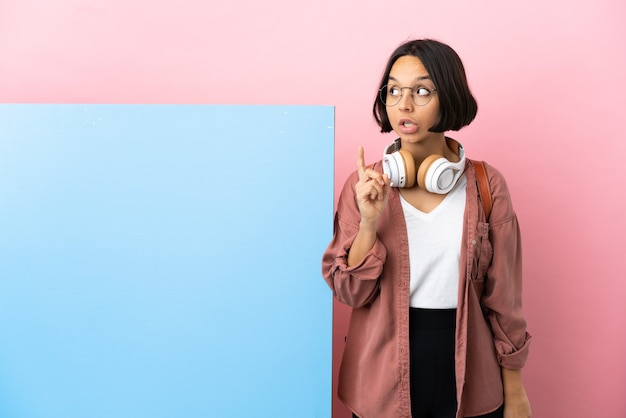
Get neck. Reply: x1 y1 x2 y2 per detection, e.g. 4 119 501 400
400 135 460 164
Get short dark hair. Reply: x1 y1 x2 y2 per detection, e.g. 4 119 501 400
373 39 478 133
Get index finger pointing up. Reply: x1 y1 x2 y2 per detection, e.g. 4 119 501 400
357 146 366 177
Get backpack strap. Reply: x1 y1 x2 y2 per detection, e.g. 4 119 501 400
473 160 493 221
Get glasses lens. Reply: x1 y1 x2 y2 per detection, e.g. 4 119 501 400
380 85 400 106
413 87 433 106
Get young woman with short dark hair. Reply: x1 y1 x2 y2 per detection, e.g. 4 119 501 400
322 39 532 418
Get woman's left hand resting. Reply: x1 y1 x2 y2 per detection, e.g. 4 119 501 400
504 390 531 418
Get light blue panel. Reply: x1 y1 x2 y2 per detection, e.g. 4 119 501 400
0 105 334 418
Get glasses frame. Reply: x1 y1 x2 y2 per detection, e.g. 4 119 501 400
379 85 438 107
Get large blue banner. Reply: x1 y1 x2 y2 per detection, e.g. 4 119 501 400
0 105 334 418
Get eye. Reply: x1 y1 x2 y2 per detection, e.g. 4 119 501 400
414 87 432 97
388 86 401 97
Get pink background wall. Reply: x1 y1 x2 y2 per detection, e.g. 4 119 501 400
1 0 625 417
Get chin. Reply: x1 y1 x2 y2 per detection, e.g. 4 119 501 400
396 133 423 143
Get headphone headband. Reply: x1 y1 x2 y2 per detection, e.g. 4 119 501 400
384 138 402 155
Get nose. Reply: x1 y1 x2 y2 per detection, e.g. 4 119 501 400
398 89 413 111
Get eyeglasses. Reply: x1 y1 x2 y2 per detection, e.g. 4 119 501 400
379 85 437 107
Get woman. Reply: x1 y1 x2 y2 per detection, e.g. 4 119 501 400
322 39 532 418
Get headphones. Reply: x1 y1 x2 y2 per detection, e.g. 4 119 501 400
382 138 466 194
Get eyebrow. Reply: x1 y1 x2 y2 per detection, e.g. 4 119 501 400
388 75 432 83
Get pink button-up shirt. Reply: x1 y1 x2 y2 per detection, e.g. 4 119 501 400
322 159 531 418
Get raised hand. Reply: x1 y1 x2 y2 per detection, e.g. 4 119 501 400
355 146 391 225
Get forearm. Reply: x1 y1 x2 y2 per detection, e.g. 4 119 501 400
501 368 524 394
347 219 378 267
501 368 531 417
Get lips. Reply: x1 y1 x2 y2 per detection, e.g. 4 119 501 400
398 119 418 134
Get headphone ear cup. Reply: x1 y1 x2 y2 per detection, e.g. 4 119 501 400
398 149 416 188
417 154 445 191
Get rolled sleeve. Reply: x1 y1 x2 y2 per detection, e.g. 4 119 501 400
322 216 387 307
496 331 532 369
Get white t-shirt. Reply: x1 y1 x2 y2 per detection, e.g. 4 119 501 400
400 175 467 309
